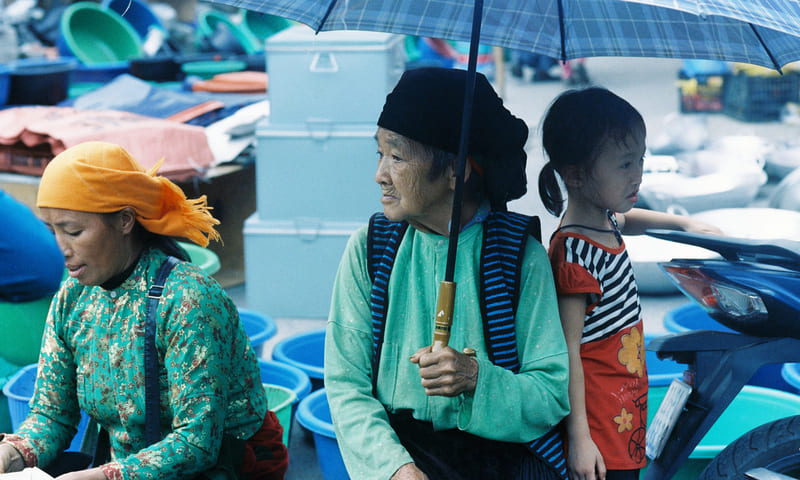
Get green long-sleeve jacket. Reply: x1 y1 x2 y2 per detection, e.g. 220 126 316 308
1 248 266 480
324 220 570 480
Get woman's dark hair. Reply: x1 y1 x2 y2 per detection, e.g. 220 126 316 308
143 229 191 262
538 87 645 216
102 211 191 262
427 144 485 206
401 135 486 206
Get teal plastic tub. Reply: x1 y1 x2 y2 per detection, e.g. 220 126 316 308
259 359 311 445
178 242 221 276
263 383 296 447
258 359 312 404
645 384 800 478
60 2 143 64
181 59 247 80
241 10 292 42
0 294 53 366
196 10 261 55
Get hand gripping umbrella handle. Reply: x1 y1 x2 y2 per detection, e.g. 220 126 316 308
432 280 456 351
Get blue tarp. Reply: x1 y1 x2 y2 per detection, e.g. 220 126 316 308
60 74 264 126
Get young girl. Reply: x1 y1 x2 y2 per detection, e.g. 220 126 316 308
538 87 721 480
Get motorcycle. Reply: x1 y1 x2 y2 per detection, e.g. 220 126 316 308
642 229 800 480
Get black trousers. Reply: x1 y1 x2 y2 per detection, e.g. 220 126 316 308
43 452 93 477
606 469 641 480
388 412 561 480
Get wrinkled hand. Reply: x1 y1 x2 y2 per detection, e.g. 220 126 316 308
391 462 429 480
409 346 479 397
566 434 606 480
55 466 107 480
0 443 25 473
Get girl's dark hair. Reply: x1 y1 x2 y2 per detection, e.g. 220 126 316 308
538 87 645 216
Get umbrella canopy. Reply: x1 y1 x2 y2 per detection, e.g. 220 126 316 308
213 0 800 70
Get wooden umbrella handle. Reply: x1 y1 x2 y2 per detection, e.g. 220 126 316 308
432 281 456 351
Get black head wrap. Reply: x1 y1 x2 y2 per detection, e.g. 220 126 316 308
377 67 529 210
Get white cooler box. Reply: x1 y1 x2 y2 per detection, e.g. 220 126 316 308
255 118 381 221
265 25 406 124
243 214 364 319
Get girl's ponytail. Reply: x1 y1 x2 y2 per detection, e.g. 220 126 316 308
538 162 564 217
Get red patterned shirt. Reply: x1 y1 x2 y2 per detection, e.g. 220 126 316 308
549 230 648 469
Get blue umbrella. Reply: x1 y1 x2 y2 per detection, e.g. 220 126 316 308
212 0 800 70
208 0 800 350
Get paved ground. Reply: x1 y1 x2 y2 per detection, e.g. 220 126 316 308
226 56 798 479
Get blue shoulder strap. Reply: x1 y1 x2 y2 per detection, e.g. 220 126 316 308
367 213 408 390
144 255 180 446
479 211 538 372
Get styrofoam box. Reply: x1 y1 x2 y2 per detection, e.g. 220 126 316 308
255 117 381 221
244 214 364 319
265 25 406 124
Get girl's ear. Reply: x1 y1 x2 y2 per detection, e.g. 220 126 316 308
561 165 583 188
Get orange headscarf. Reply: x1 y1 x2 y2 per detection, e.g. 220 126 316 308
36 141 221 247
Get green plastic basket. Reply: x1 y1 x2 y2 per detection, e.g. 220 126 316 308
178 242 221 276
264 383 297 446
197 10 261 55
60 2 143 64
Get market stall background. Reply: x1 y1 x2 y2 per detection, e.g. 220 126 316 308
1 1 800 478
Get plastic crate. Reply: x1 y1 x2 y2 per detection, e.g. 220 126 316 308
254 118 381 221
243 214 361 318
265 25 405 124
723 72 800 122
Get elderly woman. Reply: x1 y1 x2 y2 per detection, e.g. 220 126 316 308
324 67 570 480
0 142 288 479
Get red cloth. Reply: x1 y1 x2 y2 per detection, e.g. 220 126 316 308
579 325 648 469
241 410 289 480
0 106 215 181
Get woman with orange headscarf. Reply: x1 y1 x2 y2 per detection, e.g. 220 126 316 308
0 142 288 479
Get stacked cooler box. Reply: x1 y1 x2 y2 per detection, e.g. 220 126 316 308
245 25 406 318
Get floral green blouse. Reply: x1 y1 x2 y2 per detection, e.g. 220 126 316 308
0 248 267 480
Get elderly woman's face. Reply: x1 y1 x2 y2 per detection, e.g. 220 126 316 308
375 128 454 232
38 208 132 286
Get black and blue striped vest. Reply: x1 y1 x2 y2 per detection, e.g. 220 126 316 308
366 211 567 479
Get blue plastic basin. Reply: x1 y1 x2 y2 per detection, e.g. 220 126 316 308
272 328 325 390
239 309 277 358
296 388 350 480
